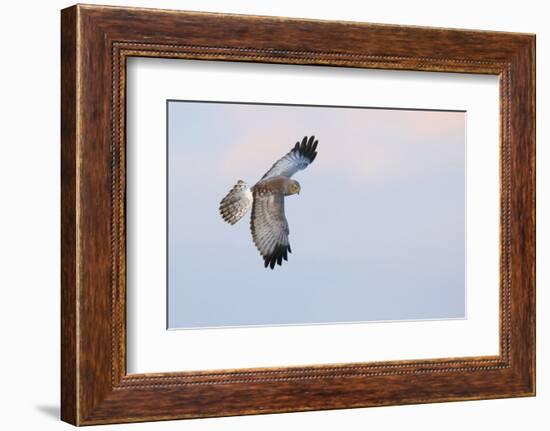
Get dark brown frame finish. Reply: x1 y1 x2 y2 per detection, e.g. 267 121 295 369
61 4 535 426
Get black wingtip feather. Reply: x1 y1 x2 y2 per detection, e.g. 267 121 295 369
263 244 292 269
294 135 318 164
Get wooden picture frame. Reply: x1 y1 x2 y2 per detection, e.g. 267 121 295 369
61 4 535 425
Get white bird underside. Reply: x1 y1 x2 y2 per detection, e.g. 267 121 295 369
219 180 253 225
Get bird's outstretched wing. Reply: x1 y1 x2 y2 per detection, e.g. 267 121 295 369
250 191 291 269
261 135 318 180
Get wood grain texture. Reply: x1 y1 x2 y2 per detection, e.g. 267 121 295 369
60 5 78 425
60 4 535 425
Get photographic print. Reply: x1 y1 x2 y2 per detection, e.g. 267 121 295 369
167 100 466 329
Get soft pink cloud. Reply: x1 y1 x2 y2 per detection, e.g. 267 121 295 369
216 107 464 186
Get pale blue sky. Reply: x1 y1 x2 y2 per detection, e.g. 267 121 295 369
168 101 465 329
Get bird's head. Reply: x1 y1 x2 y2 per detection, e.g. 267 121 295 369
286 180 301 196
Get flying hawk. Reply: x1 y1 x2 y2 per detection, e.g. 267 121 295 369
219 135 318 269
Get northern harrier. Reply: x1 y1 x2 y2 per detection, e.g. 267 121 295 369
219 136 318 269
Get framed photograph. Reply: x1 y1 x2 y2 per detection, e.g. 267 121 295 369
61 4 535 425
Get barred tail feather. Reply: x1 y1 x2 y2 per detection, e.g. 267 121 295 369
219 180 253 225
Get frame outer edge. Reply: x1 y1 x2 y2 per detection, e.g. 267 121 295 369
61 5 79 426
531 34 536 396
508 35 536 395
524 34 536 395
526 35 536 396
